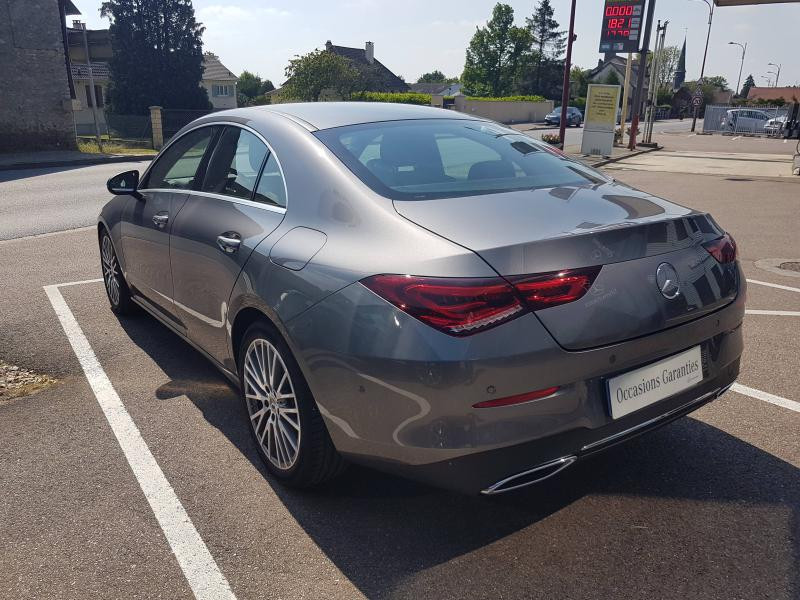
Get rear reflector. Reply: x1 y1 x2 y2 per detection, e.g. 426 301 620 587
473 386 560 408
702 233 737 263
362 266 601 336
361 275 524 336
509 266 601 311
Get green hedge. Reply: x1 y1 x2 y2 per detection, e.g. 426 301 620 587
350 91 432 105
466 95 547 102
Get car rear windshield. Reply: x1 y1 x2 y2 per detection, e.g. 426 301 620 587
314 119 609 201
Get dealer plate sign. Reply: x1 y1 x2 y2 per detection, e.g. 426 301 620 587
607 346 703 419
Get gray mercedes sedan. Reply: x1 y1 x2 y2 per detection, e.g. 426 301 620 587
98 103 744 495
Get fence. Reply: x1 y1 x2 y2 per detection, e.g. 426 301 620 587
76 112 153 150
702 104 789 136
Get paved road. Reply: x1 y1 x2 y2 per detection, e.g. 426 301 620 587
0 160 148 240
1 149 798 599
515 118 693 149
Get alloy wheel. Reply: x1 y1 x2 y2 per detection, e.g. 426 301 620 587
243 338 301 470
101 235 121 307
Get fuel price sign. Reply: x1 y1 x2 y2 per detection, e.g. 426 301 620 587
599 0 646 53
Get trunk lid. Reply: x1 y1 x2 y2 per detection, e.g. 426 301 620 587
394 182 739 350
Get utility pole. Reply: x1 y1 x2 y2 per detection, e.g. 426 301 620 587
729 42 747 96
690 0 714 132
628 0 657 150
78 21 103 152
558 0 577 148
644 20 667 145
618 53 633 145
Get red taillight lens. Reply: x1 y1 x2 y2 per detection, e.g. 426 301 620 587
509 266 601 311
473 386 560 408
702 233 737 263
361 275 524 336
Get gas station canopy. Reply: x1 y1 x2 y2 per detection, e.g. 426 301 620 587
714 0 798 5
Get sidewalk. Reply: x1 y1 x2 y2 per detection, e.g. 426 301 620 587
0 150 154 171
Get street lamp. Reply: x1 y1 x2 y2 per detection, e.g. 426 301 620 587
767 62 781 86
689 0 714 132
767 69 779 87
728 41 747 97
760 75 773 87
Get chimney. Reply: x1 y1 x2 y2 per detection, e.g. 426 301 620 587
325 40 332 51
365 41 374 64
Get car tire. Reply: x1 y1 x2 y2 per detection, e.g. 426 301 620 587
238 320 345 488
100 229 136 315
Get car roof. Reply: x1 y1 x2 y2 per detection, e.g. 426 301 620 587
244 102 485 131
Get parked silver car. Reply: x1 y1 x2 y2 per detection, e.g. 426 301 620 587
99 103 744 494
721 108 771 134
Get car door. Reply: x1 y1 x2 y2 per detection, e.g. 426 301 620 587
169 125 287 364
122 126 218 322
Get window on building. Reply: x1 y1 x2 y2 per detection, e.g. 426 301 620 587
84 84 104 108
212 84 233 97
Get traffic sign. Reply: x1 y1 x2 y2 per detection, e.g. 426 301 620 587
692 96 703 107
693 87 704 98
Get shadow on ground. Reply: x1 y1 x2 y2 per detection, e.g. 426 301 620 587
116 311 800 600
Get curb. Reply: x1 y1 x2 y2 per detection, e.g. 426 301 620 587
575 145 662 168
0 154 154 172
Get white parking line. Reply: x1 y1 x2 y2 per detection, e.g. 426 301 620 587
745 309 800 316
746 278 800 294
44 281 236 600
731 383 800 414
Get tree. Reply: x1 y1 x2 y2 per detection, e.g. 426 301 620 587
417 70 459 84
741 74 755 98
100 0 209 114
237 71 275 106
526 0 566 92
604 70 621 87
462 3 532 97
237 70 262 105
570 65 589 98
281 49 360 102
418 70 446 83
652 45 680 95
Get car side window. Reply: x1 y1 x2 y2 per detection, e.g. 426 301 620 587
143 127 216 190
201 127 268 200
253 154 286 208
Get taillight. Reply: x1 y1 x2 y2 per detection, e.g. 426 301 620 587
361 275 524 336
702 233 737 263
509 266 601 311
362 265 601 337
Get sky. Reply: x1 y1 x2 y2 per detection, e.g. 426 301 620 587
72 0 799 92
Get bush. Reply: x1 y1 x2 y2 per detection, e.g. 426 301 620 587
466 95 547 102
573 97 586 111
350 91 432 105
540 133 561 145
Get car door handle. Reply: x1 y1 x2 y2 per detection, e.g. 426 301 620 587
152 212 169 228
216 232 242 254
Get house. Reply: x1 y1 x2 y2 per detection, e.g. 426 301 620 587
67 23 112 135
0 0 80 151
588 54 649 115
202 52 238 109
409 82 463 96
746 86 800 104
324 40 408 92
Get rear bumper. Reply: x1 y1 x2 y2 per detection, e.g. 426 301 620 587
286 276 745 493
378 362 739 494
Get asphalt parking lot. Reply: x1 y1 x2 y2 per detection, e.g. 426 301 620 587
1 139 798 599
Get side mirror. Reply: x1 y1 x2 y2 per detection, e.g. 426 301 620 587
107 170 142 199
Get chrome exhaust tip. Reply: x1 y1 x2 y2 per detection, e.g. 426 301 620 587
481 455 577 495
